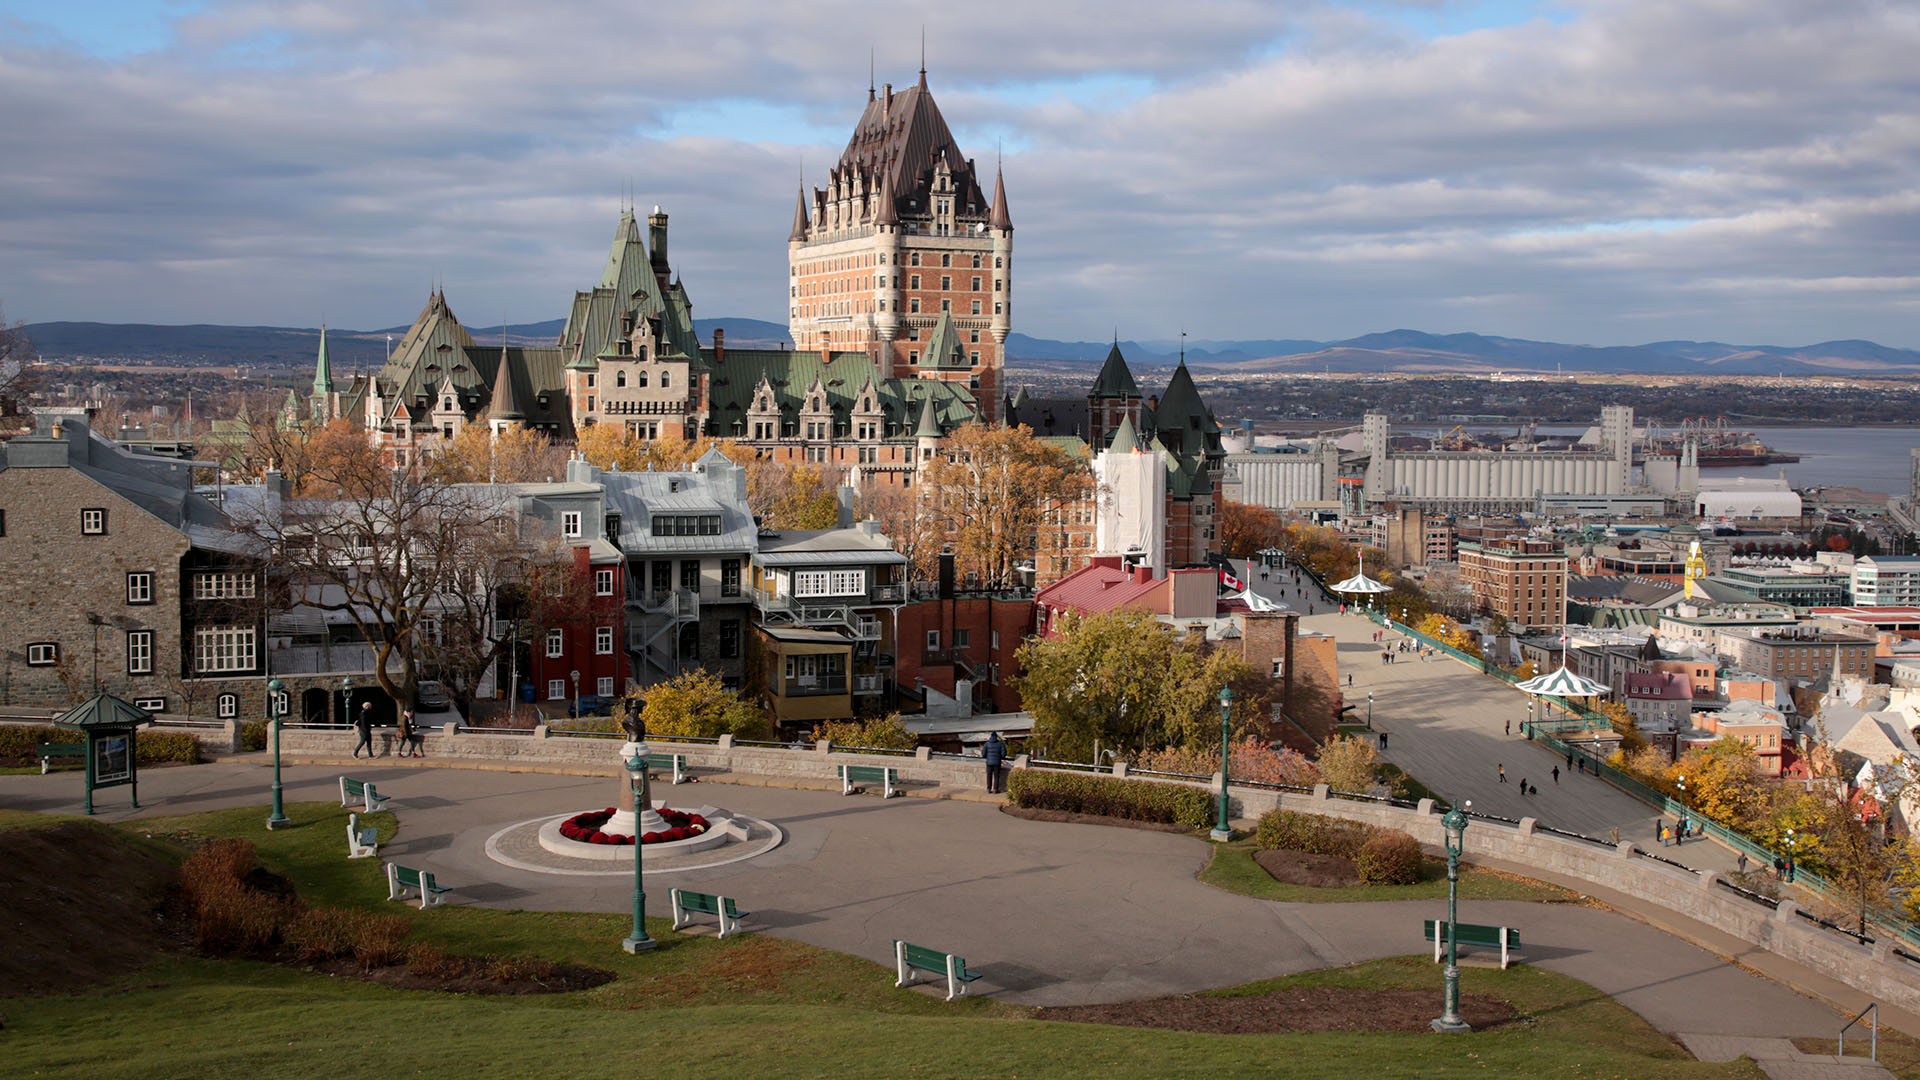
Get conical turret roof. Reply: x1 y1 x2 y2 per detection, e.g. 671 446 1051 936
989 165 1012 231
1089 342 1141 401
487 348 525 420
1107 410 1140 451
789 186 810 241
914 390 943 438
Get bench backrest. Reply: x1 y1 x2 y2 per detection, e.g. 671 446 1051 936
394 864 424 888
842 764 894 780
678 889 738 916
37 743 83 756
645 753 683 766
1423 920 1513 947
900 942 963 974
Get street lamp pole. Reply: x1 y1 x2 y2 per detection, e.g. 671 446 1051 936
1211 685 1233 842
622 739 656 953
1432 803 1471 1033
265 679 289 830
1367 691 1374 729
571 668 581 720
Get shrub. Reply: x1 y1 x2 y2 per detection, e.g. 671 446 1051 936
1254 810 1373 860
239 720 268 751
1356 830 1424 885
137 731 202 764
181 837 259 903
811 713 917 752
483 954 556 984
287 906 361 962
1008 770 1213 828
193 877 291 954
0 725 76 767
348 912 414 970
406 942 461 979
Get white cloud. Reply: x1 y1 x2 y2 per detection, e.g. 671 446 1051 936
0 0 1915 348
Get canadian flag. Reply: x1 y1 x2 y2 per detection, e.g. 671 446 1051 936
1219 566 1246 591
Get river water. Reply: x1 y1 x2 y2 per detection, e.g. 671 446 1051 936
1518 425 1920 497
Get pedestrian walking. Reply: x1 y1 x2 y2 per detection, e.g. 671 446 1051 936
1519 778 1528 796
1551 766 1560 784
1504 717 1511 735
982 731 1008 794
1498 764 1507 783
395 706 414 758
1566 750 1574 770
1737 853 1748 874
1347 673 1354 687
404 708 424 757
1378 731 1388 751
352 706 373 759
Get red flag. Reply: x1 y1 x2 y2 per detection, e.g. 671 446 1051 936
1219 566 1245 591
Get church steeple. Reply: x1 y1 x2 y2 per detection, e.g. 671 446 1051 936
312 324 335 397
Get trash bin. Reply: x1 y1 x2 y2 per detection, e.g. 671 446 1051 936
519 683 536 703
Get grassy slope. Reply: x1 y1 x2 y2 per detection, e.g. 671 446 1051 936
0 804 1756 1080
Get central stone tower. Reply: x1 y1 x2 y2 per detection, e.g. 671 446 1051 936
787 67 1012 423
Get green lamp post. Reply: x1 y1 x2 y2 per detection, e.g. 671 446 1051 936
1432 803 1471 1033
1210 685 1233 842
339 675 353 726
265 678 289 830
622 745 656 953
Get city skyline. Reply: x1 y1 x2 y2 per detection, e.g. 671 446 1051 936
2 0 1917 348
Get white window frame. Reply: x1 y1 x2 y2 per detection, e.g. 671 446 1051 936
926 630 941 651
217 693 238 719
597 676 615 697
133 696 167 712
126 630 153 675
127 572 153 605
596 626 614 655
595 568 615 596
562 511 582 538
193 626 256 674
547 679 567 700
194 571 257 600
791 569 866 598
27 642 57 666
546 627 565 658
81 508 106 535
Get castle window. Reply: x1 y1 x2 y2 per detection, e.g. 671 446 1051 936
616 371 627 387
971 301 981 315
995 257 1003 268
940 254 950 267
911 274 920 289
661 372 671 389
636 372 648 387
910 253 920 266
941 300 950 312
970 330 980 343
941 276 951 290
910 299 920 313
971 276 981 291
586 373 595 389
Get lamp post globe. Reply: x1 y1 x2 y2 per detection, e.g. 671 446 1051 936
339 675 353 726
621 749 656 953
1432 803 1471 1033
265 678 290 830
1210 685 1234 842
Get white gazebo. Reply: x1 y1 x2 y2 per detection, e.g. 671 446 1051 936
1330 551 1391 609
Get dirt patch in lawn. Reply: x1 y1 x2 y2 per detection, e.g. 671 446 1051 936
998 805 1197 834
1254 848 1362 889
0 820 186 996
1036 986 1517 1035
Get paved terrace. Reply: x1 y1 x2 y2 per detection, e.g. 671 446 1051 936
2 759 1912 1077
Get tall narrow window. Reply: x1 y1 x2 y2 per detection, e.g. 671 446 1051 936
126 631 153 675
562 511 582 538
546 628 564 657
596 626 614 654
126 572 153 605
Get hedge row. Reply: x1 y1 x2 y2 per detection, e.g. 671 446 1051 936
1008 769 1213 828
1254 809 1424 885
0 725 201 767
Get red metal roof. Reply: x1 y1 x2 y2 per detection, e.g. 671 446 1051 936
1624 671 1692 700
1035 556 1165 617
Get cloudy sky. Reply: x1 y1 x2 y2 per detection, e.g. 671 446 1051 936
2 0 1916 347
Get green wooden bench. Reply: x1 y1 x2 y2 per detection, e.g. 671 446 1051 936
1422 919 1523 969
339 776 392 812
838 763 899 798
669 887 749 937
347 812 379 859
386 862 452 909
646 752 688 785
36 742 83 774
894 940 983 1001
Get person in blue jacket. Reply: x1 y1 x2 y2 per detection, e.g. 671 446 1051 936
983 732 1008 794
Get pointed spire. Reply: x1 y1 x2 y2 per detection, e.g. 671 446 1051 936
1108 410 1141 453
869 47 876 101
789 185 810 241
873 167 898 226
989 165 1012 231
487 348 525 420
914 390 943 438
919 27 927 88
312 324 335 396
1090 341 1142 401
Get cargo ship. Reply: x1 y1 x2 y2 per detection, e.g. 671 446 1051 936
1640 417 1800 467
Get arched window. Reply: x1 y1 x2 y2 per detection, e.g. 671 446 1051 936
217 693 238 719
616 371 627 388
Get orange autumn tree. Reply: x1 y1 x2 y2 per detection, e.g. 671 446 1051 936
1220 501 1287 556
918 423 1093 589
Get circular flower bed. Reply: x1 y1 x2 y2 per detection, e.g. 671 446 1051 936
559 807 709 846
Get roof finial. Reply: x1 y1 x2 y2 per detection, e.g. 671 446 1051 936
870 46 876 101
1180 329 1187 366
919 26 926 86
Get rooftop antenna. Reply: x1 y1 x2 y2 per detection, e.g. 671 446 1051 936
919 26 926 83
1180 329 1187 365
869 47 875 101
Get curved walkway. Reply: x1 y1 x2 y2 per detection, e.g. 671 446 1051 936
6 758 1910 1067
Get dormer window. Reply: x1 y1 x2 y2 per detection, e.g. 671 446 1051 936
442 398 452 410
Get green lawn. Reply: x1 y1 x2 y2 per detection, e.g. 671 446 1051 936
1200 839 1585 904
0 805 1755 1080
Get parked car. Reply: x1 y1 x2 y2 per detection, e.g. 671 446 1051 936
414 680 450 710
570 694 617 718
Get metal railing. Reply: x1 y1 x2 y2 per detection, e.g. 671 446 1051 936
1838 1002 1878 1063
1714 878 1781 909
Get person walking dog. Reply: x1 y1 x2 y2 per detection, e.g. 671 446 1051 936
982 731 1008 794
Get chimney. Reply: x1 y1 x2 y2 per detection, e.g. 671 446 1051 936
939 551 955 599
712 327 725 365
822 345 835 366
648 206 669 274
1133 565 1152 585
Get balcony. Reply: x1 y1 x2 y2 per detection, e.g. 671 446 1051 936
783 675 848 697
854 618 882 640
633 588 699 618
853 674 884 694
870 584 904 603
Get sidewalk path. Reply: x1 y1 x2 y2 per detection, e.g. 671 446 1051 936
1247 570 1741 876
6 759 1906 1048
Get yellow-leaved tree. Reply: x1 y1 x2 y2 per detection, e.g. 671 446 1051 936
630 669 769 740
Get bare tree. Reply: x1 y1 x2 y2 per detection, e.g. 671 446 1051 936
0 300 36 414
232 435 523 717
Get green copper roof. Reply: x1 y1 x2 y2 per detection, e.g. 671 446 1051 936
312 325 335 396
487 348 525 419
919 312 970 370
701 347 977 439
1089 343 1140 401
51 693 153 731
1107 410 1140 451
913 390 943 437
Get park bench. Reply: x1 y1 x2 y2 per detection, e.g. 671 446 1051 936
36 742 83 774
339 776 392 812
838 763 899 798
347 812 380 859
669 888 749 938
1422 919 1523 969
894 940 983 1001
645 752 688 785
386 862 452 909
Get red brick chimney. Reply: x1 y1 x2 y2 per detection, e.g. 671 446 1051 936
712 327 725 365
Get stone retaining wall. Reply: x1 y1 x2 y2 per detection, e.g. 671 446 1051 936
273 724 1920 1013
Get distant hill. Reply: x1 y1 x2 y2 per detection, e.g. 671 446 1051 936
23 320 1920 376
